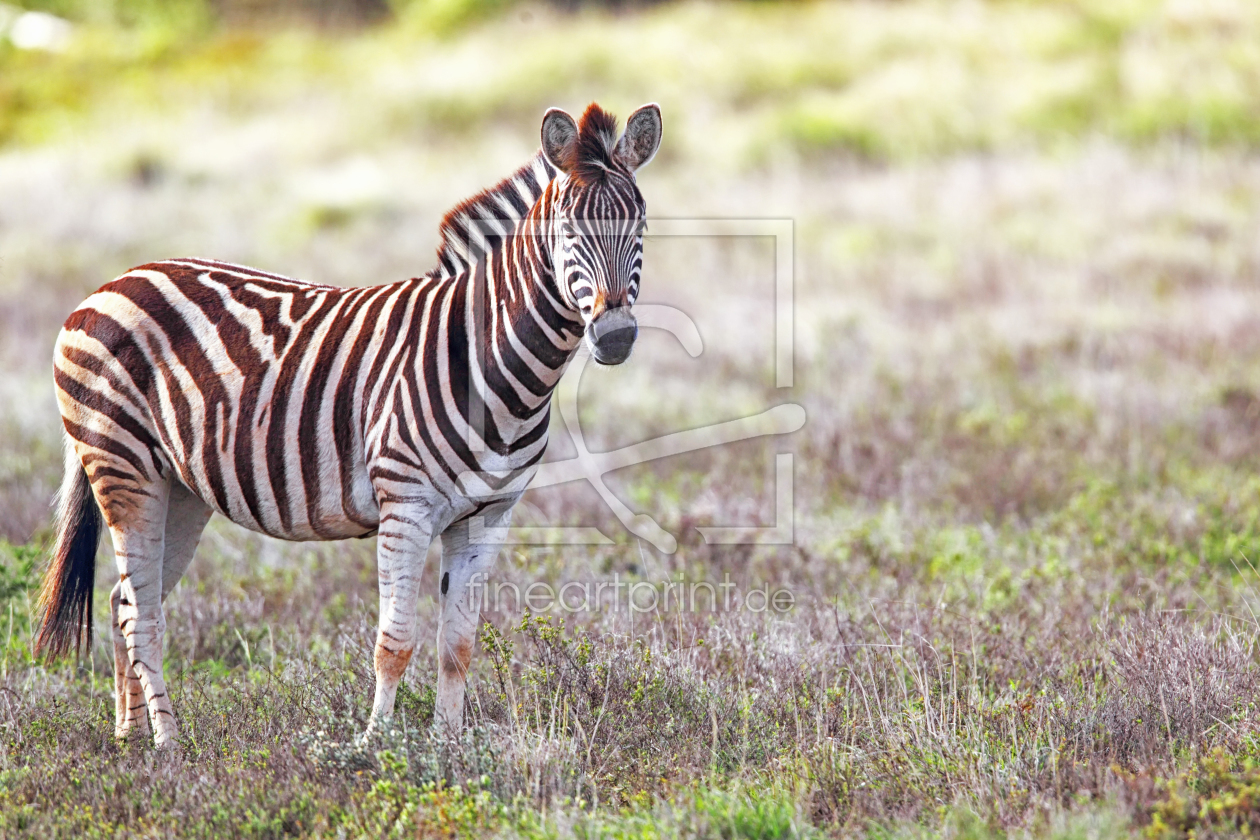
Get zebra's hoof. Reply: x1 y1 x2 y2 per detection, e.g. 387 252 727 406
115 720 150 740
153 729 180 750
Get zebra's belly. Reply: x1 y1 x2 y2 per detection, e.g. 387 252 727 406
214 493 381 542
166 447 381 542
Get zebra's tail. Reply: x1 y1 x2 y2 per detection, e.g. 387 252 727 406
35 440 102 659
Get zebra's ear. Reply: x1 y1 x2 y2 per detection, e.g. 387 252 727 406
614 103 662 172
541 108 579 173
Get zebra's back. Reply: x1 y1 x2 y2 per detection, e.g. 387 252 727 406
54 257 399 541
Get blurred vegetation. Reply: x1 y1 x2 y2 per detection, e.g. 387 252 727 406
1139 749 1260 839
3 0 1260 157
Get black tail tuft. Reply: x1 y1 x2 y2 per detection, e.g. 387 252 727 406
35 447 101 659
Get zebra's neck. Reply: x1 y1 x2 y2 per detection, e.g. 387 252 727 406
413 177 583 468
484 178 585 402
429 152 558 281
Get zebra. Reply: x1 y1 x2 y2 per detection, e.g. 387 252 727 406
35 102 662 747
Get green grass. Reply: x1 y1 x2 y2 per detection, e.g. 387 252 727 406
3 464 1260 837
4 0 1260 158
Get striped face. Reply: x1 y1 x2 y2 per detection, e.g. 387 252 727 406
540 103 663 366
554 175 646 364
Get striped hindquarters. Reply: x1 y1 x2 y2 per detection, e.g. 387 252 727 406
53 258 390 541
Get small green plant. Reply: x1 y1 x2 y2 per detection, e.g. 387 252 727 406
395 679 435 726
1145 749 1260 839
480 619 515 704
0 540 39 603
351 748 502 838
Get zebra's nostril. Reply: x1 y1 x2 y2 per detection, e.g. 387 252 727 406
588 308 637 364
598 326 636 350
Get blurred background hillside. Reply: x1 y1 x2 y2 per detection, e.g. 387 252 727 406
2 0 1259 543
5 1 1260 836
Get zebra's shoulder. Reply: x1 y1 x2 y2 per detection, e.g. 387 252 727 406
428 152 558 279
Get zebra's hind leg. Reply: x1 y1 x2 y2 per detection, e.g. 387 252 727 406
366 502 433 737
105 481 182 748
159 482 212 602
110 482 209 743
109 482 208 742
110 580 148 739
433 511 507 734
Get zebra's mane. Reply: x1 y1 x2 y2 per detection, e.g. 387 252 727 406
558 104 621 186
428 152 559 279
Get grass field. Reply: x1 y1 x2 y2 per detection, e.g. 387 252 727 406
4 0 1260 836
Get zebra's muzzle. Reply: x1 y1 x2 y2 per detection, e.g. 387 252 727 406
587 307 637 365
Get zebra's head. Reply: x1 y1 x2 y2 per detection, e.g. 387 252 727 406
540 103 663 366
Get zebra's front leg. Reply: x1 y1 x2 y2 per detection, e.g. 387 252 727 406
434 513 506 734
367 505 433 735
